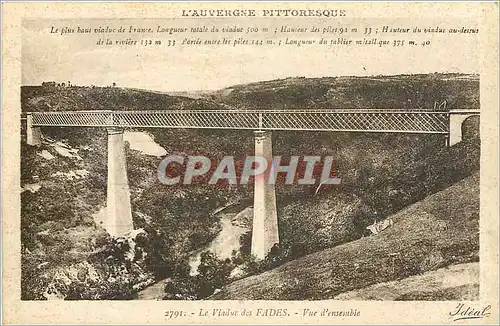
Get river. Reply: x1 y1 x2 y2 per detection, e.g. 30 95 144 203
188 212 248 275
114 131 249 300
136 211 250 300
123 131 167 157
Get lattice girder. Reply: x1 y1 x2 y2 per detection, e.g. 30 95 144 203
28 110 449 134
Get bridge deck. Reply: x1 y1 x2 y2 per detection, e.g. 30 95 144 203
26 109 463 134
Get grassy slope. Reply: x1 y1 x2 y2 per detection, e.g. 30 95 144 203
22 85 227 112
23 73 479 112
211 172 479 300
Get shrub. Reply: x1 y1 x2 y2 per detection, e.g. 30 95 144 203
163 252 234 300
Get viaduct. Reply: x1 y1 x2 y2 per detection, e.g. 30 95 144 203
24 108 480 259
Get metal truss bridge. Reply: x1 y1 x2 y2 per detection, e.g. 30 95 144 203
23 107 480 247
27 109 464 134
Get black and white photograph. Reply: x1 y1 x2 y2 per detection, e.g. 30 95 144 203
2 2 499 325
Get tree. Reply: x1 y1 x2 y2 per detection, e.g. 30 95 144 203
196 252 233 298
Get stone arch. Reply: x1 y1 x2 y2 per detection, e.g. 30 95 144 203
448 110 480 146
461 115 480 143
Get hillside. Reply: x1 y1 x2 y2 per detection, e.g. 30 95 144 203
333 262 478 301
210 172 480 300
21 85 224 112
23 73 479 112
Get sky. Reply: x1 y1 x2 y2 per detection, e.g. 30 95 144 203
22 18 480 92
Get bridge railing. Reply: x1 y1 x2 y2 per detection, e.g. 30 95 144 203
27 109 451 134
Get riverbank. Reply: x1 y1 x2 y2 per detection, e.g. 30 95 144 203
137 210 250 299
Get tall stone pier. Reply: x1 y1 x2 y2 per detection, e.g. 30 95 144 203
105 127 134 237
251 131 279 260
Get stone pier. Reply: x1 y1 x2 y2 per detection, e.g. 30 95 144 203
26 113 42 146
251 131 279 260
105 127 134 237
